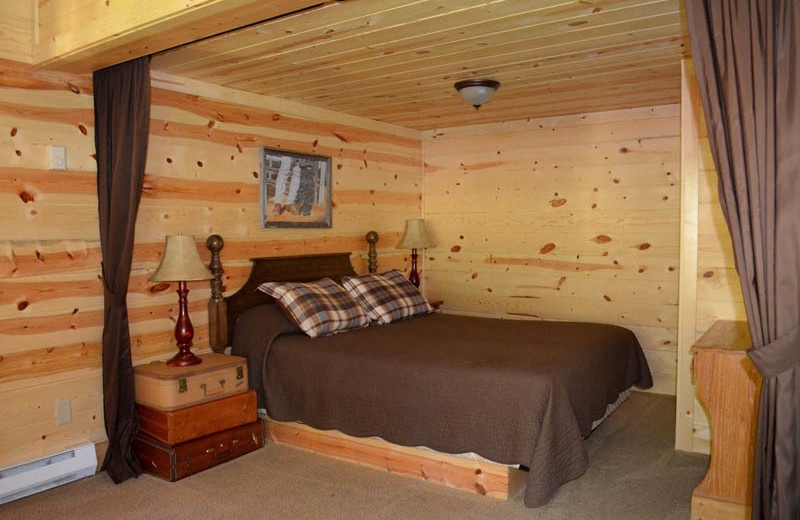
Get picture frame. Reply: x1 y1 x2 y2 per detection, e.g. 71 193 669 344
259 146 332 228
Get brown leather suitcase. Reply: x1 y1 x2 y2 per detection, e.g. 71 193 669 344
134 421 263 481
134 353 248 411
138 390 257 445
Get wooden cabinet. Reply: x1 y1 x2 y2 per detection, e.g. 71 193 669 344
690 321 762 520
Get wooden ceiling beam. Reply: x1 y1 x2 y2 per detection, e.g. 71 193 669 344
34 0 326 73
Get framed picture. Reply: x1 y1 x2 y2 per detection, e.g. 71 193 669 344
259 146 332 228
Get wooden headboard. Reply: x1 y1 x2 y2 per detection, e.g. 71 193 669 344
205 232 380 352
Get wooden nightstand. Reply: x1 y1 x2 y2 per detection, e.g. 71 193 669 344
690 321 761 520
133 354 263 481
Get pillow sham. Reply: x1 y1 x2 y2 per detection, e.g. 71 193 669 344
341 269 433 325
257 278 369 338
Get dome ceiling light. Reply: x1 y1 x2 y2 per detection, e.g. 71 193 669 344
454 79 501 109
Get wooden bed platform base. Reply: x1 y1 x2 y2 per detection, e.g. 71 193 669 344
261 416 526 500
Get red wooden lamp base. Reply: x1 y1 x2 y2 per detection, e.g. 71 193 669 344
166 281 202 367
408 248 420 288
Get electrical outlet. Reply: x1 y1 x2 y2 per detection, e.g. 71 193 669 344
49 146 66 170
56 399 72 425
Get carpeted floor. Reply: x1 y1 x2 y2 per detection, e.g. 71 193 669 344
1 393 708 520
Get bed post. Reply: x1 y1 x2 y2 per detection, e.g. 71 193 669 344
366 231 379 274
206 234 227 353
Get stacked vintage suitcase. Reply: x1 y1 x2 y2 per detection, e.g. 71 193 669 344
133 353 262 481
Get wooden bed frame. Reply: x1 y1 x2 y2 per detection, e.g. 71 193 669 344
204 233 527 500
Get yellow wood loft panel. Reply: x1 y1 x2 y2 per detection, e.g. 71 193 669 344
33 0 325 73
0 58 422 470
422 103 679 396
0 0 34 63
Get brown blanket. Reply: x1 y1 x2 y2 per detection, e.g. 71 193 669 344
232 306 652 507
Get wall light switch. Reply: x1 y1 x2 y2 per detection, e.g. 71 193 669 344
49 146 66 170
56 399 72 425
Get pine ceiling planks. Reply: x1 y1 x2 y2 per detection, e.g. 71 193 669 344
151 0 686 130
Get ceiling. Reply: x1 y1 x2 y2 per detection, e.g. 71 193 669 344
152 0 686 130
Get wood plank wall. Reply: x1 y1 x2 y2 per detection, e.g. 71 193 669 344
0 58 422 469
422 105 681 396
676 61 747 454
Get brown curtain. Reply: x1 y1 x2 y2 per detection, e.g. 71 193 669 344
686 2 800 519
94 56 151 483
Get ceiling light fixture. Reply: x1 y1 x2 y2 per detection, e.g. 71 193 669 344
454 79 501 109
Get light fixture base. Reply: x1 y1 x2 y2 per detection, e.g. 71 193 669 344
454 79 501 109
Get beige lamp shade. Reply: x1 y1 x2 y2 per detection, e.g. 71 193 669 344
396 219 435 250
149 235 213 282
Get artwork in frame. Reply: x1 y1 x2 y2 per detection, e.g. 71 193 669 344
260 146 332 228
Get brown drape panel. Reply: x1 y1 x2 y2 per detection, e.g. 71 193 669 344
686 2 800 519
94 57 150 483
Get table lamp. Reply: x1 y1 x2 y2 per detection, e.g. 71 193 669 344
396 219 435 288
149 235 213 367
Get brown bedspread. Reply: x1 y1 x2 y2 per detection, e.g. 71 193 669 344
232 306 652 507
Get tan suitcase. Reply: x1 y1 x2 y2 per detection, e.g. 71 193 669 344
134 353 248 411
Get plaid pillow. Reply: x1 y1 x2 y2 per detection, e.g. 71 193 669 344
342 270 433 325
257 278 369 338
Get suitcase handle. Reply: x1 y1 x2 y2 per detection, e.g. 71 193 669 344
205 438 240 459
199 380 226 397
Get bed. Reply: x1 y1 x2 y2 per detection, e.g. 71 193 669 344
204 234 653 507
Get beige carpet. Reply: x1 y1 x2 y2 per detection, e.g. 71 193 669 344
1 393 708 520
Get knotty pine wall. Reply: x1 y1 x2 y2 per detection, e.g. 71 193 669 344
422 105 680 396
0 58 422 469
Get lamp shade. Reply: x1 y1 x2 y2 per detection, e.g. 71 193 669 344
396 219 435 250
454 79 500 108
149 235 213 282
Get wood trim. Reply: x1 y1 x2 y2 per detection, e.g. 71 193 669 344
676 58 700 451
262 417 526 500
691 495 751 520
94 440 109 472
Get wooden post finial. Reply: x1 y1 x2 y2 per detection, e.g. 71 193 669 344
206 234 227 352
366 231 379 273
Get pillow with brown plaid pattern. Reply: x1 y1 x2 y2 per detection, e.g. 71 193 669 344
257 278 370 338
341 270 433 325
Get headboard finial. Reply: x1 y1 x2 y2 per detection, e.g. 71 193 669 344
206 234 227 352
366 231 379 273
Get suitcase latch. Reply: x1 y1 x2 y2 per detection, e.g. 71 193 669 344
178 378 187 393
236 366 244 380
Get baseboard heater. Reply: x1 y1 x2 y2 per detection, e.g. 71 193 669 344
0 443 97 505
